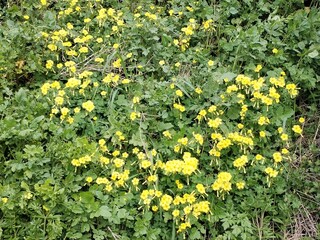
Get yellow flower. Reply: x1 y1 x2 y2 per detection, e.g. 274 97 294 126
281 148 289 154
255 154 264 161
40 0 47 6
74 107 80 114
95 58 104 63
272 48 279 54
41 83 51 95
51 108 58 115
175 89 183 97
132 147 139 154
259 131 266 138
286 83 299 97
172 209 180 218
236 181 245 190
152 206 159 212
280 133 288 141
86 177 93 183
193 133 204 145
151 149 157 156
113 158 124 168
66 22 73 29
203 19 213 30
159 60 165 66
196 183 206 194
299 117 305 123
82 100 95 112
147 175 157 182
96 37 103 43
1 197 8 203
71 159 80 167
173 103 185 112
265 167 278 178
233 155 248 170
258 116 270 125
195 87 202 94
255 64 262 72
66 50 78 56
57 63 63 69
292 125 302 134
181 25 194 35
112 149 120 157
273 152 282 163
130 112 140 121
208 117 222 129
163 130 172 139
141 160 151 169
23 15 29 20
60 107 69 116
79 47 88 53
112 59 122 68
55 96 64 105
132 96 140 104
122 79 131 84
208 60 214 66
66 78 80 88
160 194 173 211
99 156 110 165
132 178 139 186
48 44 57 51
183 205 192 215
178 137 188 146
99 139 106 146
112 25 118 32
105 185 113 192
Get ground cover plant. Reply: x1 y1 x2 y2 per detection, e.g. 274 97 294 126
0 0 319 239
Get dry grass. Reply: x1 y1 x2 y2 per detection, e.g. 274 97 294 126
285 108 320 240
284 203 319 240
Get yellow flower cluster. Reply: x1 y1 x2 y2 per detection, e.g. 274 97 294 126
233 155 248 171
71 155 92 167
82 100 95 112
212 172 232 194
265 167 278 178
160 194 173 211
173 103 186 112
227 132 254 148
161 152 198 176
36 0 304 234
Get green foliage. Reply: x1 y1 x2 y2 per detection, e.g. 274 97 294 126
0 0 319 239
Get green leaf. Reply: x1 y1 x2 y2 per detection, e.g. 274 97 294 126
157 122 173 131
71 205 84 214
129 131 145 146
229 7 238 15
279 107 294 121
115 94 129 106
97 206 112 220
232 225 241 236
144 211 153 221
189 228 201 239
117 208 127 219
226 106 240 120
308 50 319 58
79 192 95 204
